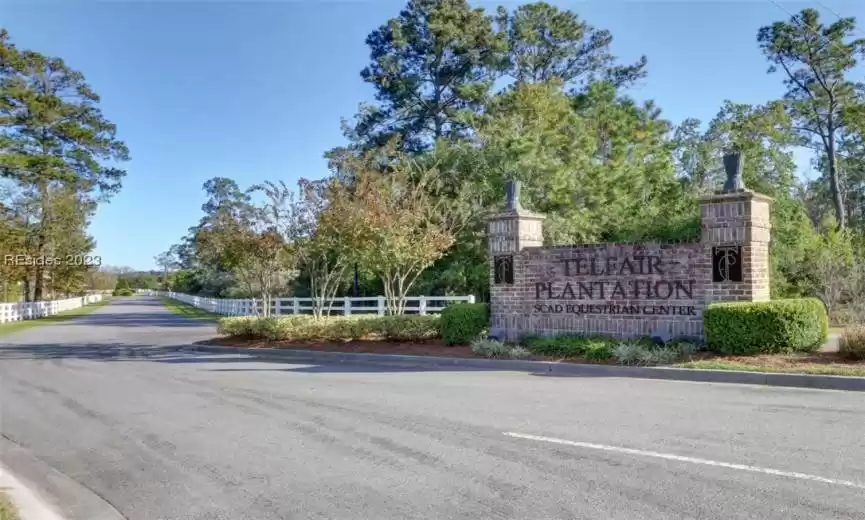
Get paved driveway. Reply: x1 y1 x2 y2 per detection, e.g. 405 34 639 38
1 297 864 519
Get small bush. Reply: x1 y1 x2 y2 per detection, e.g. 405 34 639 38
839 325 865 361
704 298 828 355
470 338 510 358
584 343 614 362
369 315 440 341
440 303 489 345
522 334 625 359
508 346 531 359
612 340 699 366
216 314 440 342
612 342 644 365
112 288 134 297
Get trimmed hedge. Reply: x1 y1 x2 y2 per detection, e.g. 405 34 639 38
440 303 489 345
217 314 440 342
704 298 828 355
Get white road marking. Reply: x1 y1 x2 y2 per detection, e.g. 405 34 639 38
504 432 865 490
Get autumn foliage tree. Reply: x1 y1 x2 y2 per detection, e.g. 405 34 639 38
332 141 460 314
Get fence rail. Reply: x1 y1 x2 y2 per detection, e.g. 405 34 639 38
0 294 104 324
142 290 475 317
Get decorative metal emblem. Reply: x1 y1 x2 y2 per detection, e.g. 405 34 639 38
712 246 742 282
494 255 514 284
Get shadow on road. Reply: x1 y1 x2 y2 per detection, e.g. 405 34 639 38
0 341 600 377
58 298 217 328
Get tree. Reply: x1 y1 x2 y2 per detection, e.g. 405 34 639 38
349 0 506 151
291 178 355 318
154 250 178 290
0 29 129 300
758 8 865 229
495 2 646 88
333 140 462 314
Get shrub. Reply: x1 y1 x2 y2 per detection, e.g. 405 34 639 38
612 342 644 365
369 315 440 341
440 303 489 345
470 338 510 358
522 334 625 359
839 325 865 361
704 298 828 355
216 314 440 342
507 346 531 359
612 340 699 366
112 288 134 297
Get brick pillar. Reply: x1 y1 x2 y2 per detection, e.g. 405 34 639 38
488 200 545 341
699 190 772 303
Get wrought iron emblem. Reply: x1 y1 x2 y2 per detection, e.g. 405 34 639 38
712 246 742 282
494 255 514 284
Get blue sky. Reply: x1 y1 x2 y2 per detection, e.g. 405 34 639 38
2 0 863 270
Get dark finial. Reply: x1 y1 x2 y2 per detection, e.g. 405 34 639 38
505 179 522 211
722 151 746 192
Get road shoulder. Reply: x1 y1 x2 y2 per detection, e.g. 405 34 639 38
0 436 124 520
189 343 865 392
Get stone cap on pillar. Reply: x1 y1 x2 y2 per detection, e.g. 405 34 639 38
698 189 774 205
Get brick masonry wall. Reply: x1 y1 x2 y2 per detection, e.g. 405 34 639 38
491 243 709 341
488 190 772 342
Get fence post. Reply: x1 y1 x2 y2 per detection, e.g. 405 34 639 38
468 295 475 304
419 296 427 316
344 297 351 316
292 298 299 315
377 296 385 316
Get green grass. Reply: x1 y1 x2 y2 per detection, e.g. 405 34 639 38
676 360 865 377
0 297 111 337
158 296 220 320
0 489 21 520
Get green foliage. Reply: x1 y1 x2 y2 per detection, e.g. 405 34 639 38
112 288 134 297
217 314 441 342
521 334 615 361
839 325 865 361
758 8 865 230
440 302 489 345
612 340 697 366
470 338 511 358
704 298 829 355
0 29 128 301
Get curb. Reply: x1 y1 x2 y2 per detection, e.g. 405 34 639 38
185 344 865 392
0 435 126 520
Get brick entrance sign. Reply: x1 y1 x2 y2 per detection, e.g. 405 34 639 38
488 154 772 342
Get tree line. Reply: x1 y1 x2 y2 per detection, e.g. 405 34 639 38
0 29 129 302
159 2 865 322
4 2 863 322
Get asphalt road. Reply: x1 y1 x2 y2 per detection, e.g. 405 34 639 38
1 297 864 520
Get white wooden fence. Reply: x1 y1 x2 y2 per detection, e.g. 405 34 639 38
0 294 104 324
141 290 475 317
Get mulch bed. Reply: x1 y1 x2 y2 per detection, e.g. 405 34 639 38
201 336 864 370
201 336 600 364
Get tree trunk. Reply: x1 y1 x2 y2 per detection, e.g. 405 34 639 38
827 126 846 230
33 264 44 301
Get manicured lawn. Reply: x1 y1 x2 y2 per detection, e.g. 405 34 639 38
0 489 21 520
158 296 220 320
0 298 111 337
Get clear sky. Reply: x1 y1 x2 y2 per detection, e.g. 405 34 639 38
2 0 863 270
